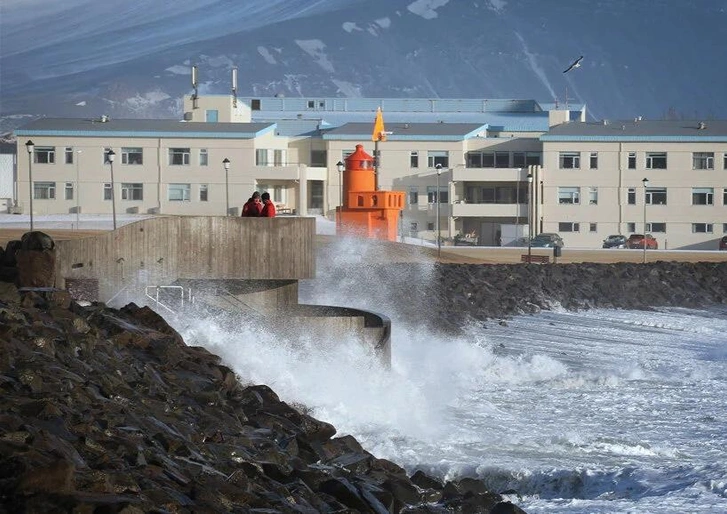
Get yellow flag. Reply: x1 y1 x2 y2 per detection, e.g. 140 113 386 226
372 107 386 142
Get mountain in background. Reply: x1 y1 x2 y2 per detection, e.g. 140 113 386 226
1 0 726 132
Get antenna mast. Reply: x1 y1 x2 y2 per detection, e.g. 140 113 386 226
191 64 199 109
231 67 238 108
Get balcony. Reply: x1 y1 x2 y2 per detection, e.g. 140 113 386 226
452 167 530 183
452 202 528 218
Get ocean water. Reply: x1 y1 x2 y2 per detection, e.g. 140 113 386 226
175 241 727 513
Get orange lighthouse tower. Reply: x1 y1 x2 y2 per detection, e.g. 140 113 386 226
337 144 405 241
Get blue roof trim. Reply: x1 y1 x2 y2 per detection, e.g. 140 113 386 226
15 125 277 139
322 134 478 141
541 135 727 142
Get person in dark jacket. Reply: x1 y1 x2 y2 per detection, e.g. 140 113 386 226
241 191 262 217
260 192 276 217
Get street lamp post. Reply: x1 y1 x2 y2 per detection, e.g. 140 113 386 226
527 173 533 262
436 163 442 259
336 160 345 232
75 150 82 229
223 158 231 215
106 149 117 231
25 140 34 230
642 177 649 263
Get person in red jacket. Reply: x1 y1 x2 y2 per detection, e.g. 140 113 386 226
241 191 262 217
260 192 276 217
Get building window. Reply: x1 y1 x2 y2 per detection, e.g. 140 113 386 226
724 188 727 205
121 183 143 201
169 148 190 165
558 186 580 204
646 152 667 169
692 152 714 170
251 99 261 110
311 150 327 167
200 184 208 202
65 147 74 164
342 149 356 160
647 222 666 233
627 188 636 205
199 149 208 166
692 223 713 233
588 187 598 205
559 222 580 232
121 147 143 165
427 151 449 168
692 187 714 205
589 152 598 169
65 182 74 200
627 222 636 232
589 223 597 232
409 222 418 237
724 153 727 170
34 146 55 164
256 149 269 166
103 183 112 201
427 186 448 204
168 183 191 201
559 152 580 169
33 182 56 199
427 222 434 231
628 152 636 169
513 152 542 167
723 223 727 233
410 151 419 168
408 187 418 205
274 149 286 166
646 187 667 205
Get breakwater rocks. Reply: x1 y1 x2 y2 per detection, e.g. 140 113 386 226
312 261 727 334
0 284 525 513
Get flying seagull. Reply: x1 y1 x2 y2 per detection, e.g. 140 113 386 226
563 55 583 74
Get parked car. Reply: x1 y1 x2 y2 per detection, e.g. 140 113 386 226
602 234 627 249
529 233 564 248
720 236 727 251
626 233 658 249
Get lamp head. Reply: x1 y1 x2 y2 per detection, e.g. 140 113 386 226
527 173 533 183
642 177 649 187
336 161 345 173
436 163 442 175
223 158 230 170
25 140 34 153
106 149 115 163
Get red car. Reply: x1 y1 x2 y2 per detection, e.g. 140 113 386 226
720 236 727 251
626 234 658 249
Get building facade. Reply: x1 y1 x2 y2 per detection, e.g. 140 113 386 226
12 94 727 249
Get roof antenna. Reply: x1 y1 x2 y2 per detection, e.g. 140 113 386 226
191 64 199 109
231 66 238 108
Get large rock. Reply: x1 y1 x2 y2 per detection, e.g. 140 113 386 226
15 231 56 288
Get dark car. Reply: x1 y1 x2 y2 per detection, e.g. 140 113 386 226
720 236 727 251
626 233 658 249
602 234 627 249
530 233 564 248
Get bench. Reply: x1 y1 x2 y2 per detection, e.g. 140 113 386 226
521 254 550 264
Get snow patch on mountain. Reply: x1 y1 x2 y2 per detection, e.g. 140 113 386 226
166 65 190 75
407 0 451 20
258 47 278 65
486 0 507 13
515 32 556 101
295 40 335 73
343 22 363 33
332 80 362 97
375 17 392 28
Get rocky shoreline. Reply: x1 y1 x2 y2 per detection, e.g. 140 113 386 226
1 234 525 513
309 261 727 334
